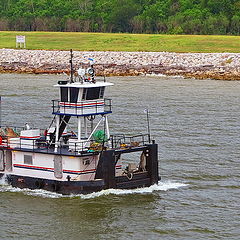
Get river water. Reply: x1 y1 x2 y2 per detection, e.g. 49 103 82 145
0 74 239 240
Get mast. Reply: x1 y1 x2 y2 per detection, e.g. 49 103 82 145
54 115 60 152
77 117 81 142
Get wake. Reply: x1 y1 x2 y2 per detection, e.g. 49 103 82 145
80 181 188 199
0 175 188 199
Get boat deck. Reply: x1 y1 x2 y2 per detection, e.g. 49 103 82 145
5 144 149 157
0 127 151 156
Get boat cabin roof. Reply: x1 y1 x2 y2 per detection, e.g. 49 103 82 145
55 81 114 88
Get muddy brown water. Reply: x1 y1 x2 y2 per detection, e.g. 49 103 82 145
0 74 239 240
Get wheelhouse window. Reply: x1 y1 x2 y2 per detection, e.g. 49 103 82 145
99 87 105 98
60 87 68 102
70 87 79 103
86 87 100 100
82 88 87 100
82 87 105 100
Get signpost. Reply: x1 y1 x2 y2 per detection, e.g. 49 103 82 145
16 35 26 48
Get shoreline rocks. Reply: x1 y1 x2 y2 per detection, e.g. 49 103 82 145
0 49 240 80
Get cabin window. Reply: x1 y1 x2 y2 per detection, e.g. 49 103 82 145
82 89 87 100
82 87 105 100
24 155 32 165
83 157 90 165
70 87 79 103
87 87 101 100
99 87 105 98
60 87 68 102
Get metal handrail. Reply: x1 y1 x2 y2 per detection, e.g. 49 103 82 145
110 134 150 148
0 132 150 155
52 98 112 115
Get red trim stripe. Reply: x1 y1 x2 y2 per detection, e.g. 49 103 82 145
14 163 122 173
60 102 104 107
64 168 96 173
14 164 53 171
20 136 40 139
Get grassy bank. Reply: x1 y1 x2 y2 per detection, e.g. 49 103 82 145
0 31 240 53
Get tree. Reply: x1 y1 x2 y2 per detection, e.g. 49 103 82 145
0 0 239 34
230 15 240 34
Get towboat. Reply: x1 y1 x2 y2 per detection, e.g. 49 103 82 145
0 51 159 195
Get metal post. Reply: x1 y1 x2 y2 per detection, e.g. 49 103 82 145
105 115 111 146
84 117 88 138
54 115 60 153
78 117 81 142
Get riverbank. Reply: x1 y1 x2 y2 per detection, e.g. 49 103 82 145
0 49 240 80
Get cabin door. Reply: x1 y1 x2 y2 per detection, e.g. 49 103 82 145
0 150 4 171
54 155 63 179
5 150 12 172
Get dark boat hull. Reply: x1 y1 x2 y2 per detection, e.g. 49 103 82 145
0 173 105 195
0 172 155 195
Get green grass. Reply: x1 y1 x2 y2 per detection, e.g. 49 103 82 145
0 31 240 53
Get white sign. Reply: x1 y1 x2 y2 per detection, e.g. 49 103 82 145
16 35 25 43
16 35 26 48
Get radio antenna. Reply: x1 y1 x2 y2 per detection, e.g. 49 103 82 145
144 109 151 143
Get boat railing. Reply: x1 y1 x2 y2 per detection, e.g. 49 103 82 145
52 98 112 116
0 126 48 136
110 134 150 149
0 132 151 155
0 135 104 156
0 126 25 135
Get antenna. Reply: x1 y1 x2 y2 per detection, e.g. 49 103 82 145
70 49 74 83
144 109 151 143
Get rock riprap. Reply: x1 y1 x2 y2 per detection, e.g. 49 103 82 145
0 49 240 80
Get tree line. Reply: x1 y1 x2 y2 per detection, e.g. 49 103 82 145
0 0 240 35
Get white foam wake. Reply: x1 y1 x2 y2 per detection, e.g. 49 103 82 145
0 184 63 198
0 174 63 198
0 176 188 199
80 181 188 199
0 174 8 185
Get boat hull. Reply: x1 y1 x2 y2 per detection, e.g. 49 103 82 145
0 172 156 195
0 173 105 195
